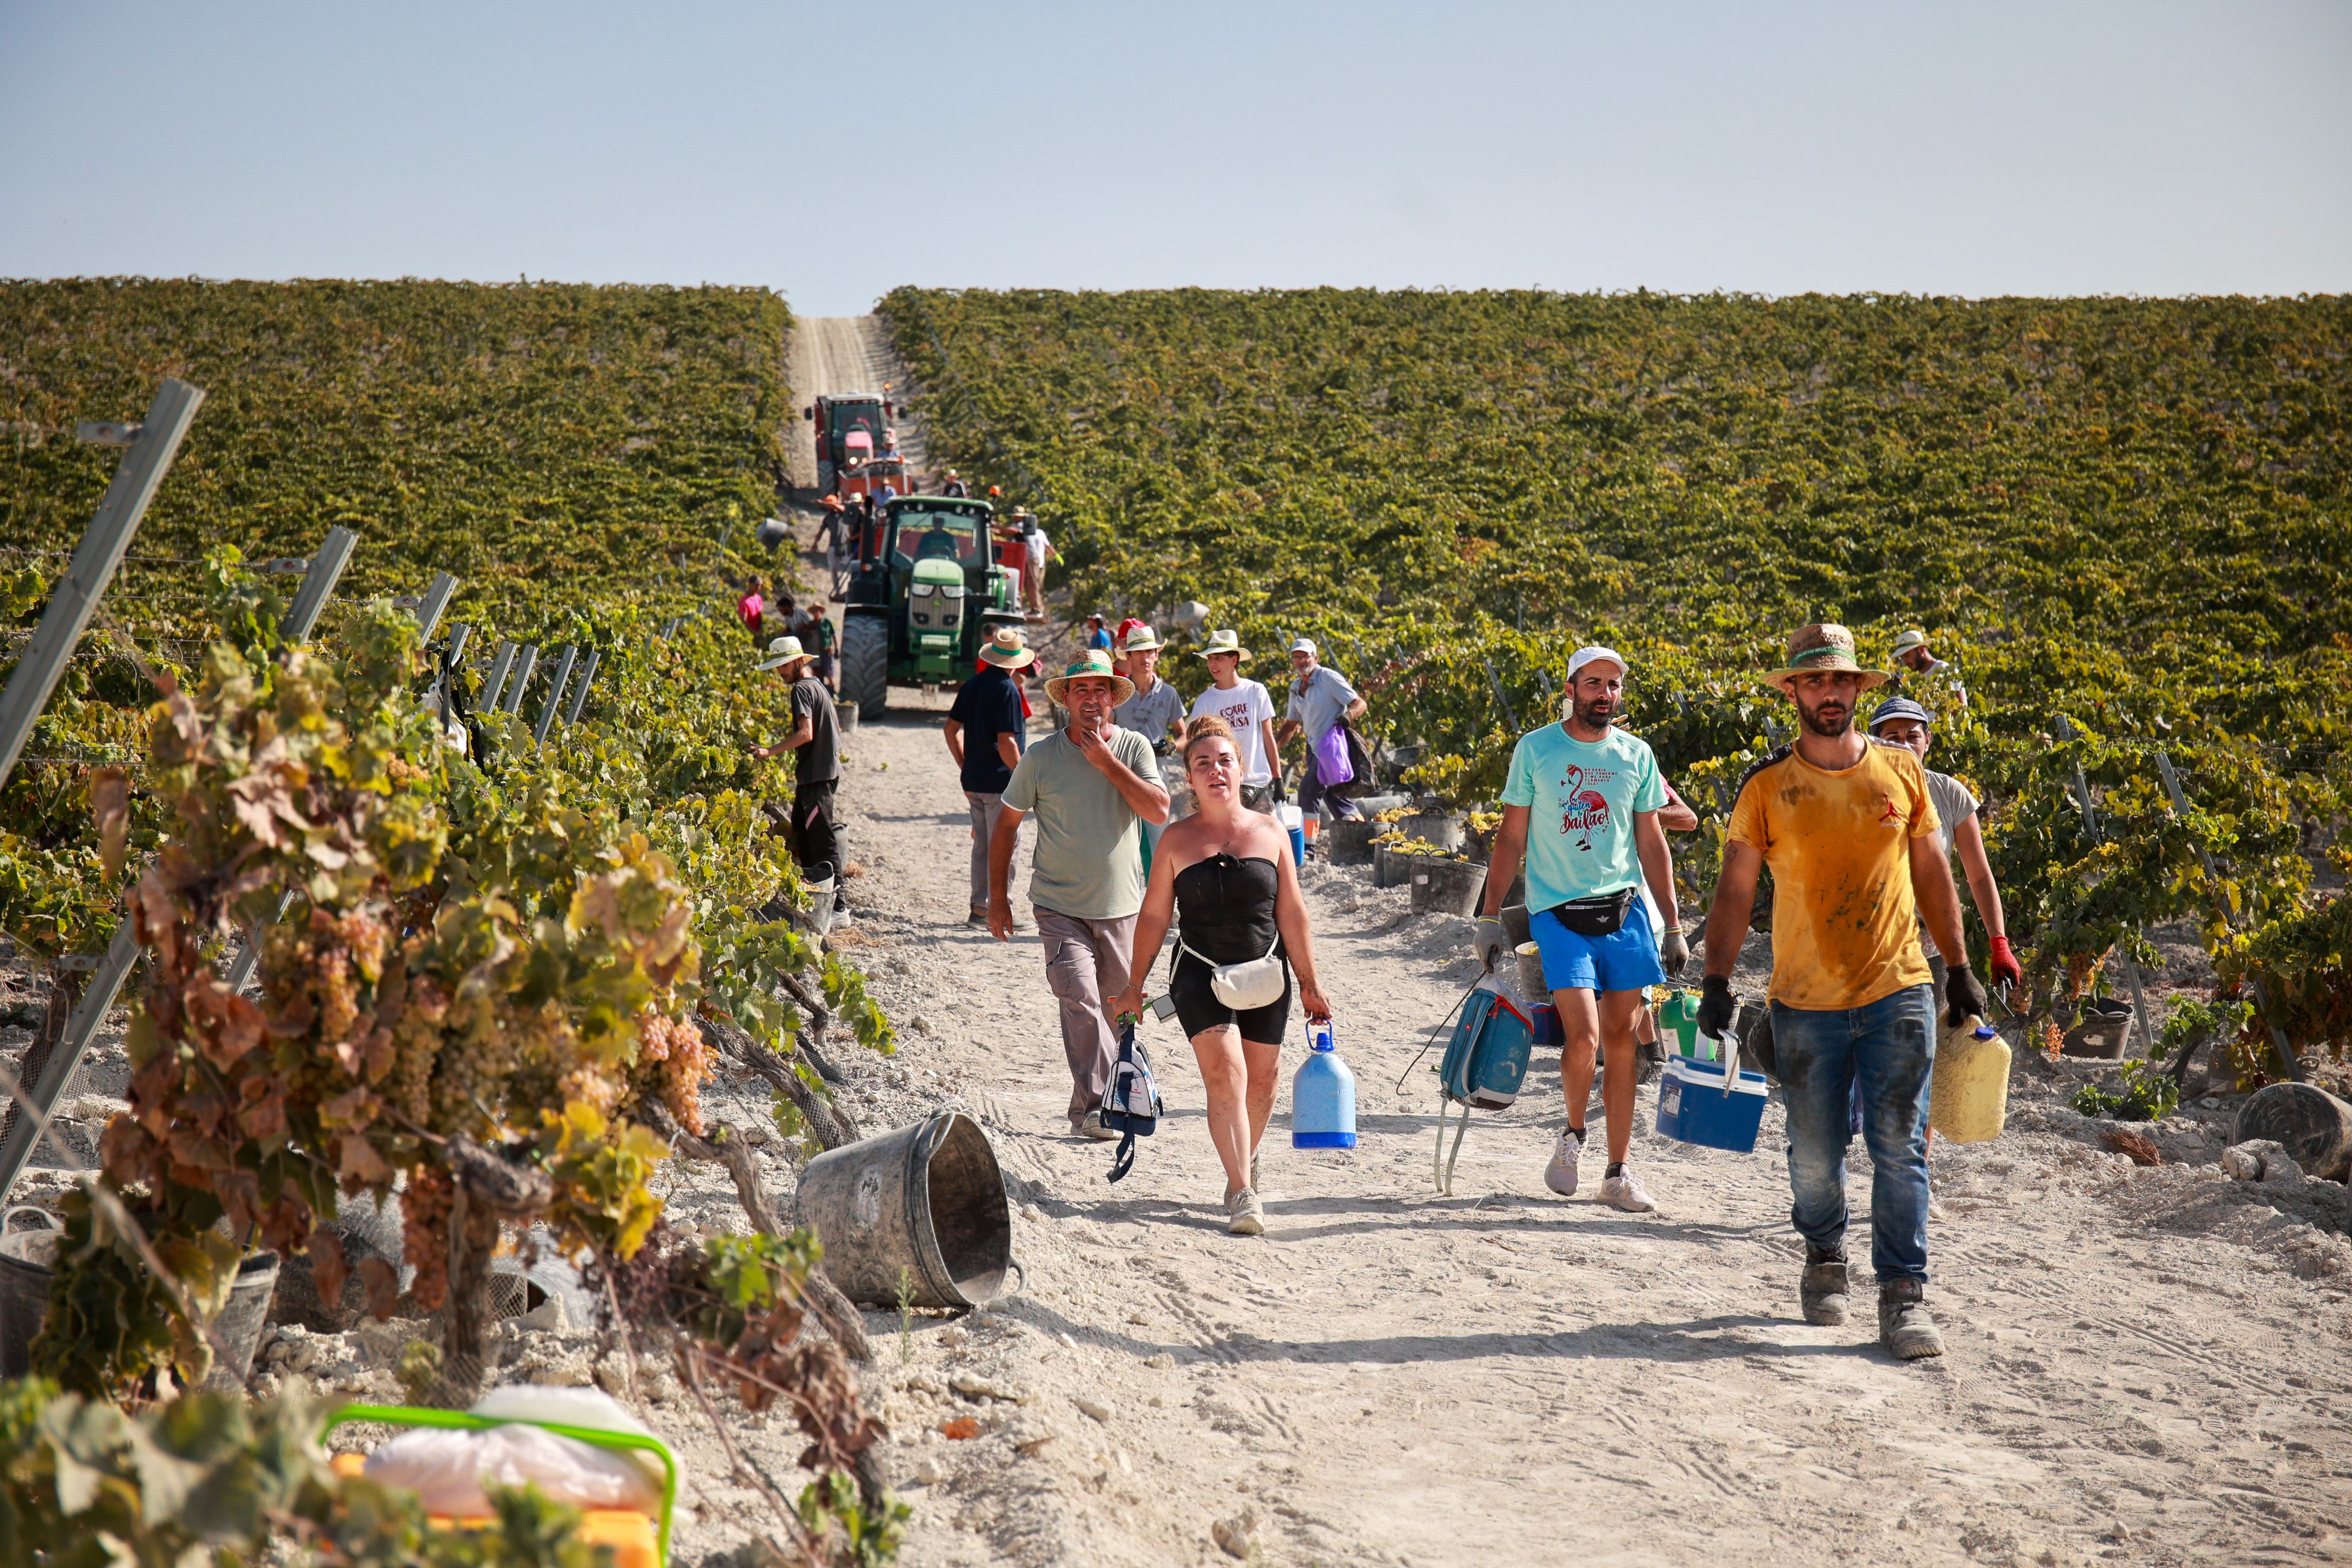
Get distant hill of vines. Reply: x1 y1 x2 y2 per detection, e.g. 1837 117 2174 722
1 278 791 628
883 286 2352 1062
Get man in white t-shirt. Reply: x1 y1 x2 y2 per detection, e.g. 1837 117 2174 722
1187 628 1281 814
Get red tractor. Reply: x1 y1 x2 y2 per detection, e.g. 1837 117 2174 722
804 393 897 495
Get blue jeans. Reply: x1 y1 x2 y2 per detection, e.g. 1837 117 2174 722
1773 985 1936 1285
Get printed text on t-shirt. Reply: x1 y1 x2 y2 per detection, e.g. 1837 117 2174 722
1558 764 1617 850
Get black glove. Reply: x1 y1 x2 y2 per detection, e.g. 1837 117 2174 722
1658 928 1691 978
1696 975 1736 1041
1945 964 1989 1028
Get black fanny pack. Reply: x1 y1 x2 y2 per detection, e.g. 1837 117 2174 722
1549 887 1637 939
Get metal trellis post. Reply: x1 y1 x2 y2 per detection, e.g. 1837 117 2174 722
1479 655 1519 733
502 645 538 714
0 915 141 1198
280 526 358 641
533 644 577 745
0 379 206 790
412 571 459 640
563 647 601 724
479 641 518 712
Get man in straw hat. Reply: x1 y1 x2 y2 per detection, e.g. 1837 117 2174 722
1114 624 1187 754
751 635 846 911
1115 624 1189 872
1188 629 1282 813
989 650 1172 1138
1697 623 1989 1360
1476 644 1685 1215
1890 628 1951 677
945 627 1037 924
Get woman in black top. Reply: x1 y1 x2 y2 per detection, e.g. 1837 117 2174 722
1112 717 1332 1235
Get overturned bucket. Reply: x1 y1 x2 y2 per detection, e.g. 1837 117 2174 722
794 1109 1013 1311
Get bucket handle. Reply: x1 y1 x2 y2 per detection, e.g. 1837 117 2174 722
1696 1029 1742 1095
1 1206 58 1237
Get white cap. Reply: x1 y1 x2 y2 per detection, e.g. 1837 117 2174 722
1565 645 1626 683
1290 637 1317 656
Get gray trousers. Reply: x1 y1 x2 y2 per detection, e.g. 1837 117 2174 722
965 791 1024 909
1034 907 1139 1127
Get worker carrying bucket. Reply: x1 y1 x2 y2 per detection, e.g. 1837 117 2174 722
1697 623 1995 1362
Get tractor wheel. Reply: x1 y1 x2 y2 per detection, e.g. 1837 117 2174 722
840 613 890 717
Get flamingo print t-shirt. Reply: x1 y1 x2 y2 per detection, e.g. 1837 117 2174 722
1501 723 1667 915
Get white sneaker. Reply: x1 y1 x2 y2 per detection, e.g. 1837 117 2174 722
1544 1132 1583 1196
1076 1111 1118 1142
1598 1169 1657 1213
1226 1188 1265 1236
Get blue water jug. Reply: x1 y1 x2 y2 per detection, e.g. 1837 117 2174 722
1291 1020 1357 1148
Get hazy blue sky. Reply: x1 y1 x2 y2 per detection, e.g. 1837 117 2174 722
3 2 2346 316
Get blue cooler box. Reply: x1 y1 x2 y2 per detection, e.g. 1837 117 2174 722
1529 1004 1562 1046
1656 1051 1769 1153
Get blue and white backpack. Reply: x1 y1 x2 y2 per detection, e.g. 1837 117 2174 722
1397 975 1535 1196
1101 1018 1163 1184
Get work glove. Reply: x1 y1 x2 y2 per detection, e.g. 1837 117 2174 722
1986 934 2023 989
1696 975 1737 1042
1658 928 1691 978
1473 917 1509 974
1945 964 1990 1028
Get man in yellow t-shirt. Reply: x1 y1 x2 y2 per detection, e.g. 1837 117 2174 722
1697 623 1987 1362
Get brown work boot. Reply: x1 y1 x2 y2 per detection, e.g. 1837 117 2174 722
1878 1279 1946 1360
1800 1243 1849 1326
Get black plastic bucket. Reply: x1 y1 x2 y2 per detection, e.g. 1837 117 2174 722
0 1206 61 1379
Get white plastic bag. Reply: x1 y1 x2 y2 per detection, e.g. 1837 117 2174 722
363 1385 661 1516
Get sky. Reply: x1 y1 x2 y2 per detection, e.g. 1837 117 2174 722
2 2 2347 317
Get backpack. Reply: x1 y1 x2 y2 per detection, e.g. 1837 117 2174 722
1100 1018 1163 1184
1428 977 1535 1195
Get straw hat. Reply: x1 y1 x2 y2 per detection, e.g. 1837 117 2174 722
1118 624 1162 653
977 625 1035 670
757 634 817 673
1195 628 1250 661
1765 623 1889 692
1891 628 1931 656
1044 650 1136 706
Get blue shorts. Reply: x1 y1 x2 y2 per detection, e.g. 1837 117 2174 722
1530 901 1667 995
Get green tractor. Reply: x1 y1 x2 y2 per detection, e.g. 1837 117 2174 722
837 495 1024 715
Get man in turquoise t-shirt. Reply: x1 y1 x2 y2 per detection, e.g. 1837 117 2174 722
1478 646 1688 1214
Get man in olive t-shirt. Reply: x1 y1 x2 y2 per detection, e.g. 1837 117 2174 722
1699 624 1989 1362
988 652 1171 1135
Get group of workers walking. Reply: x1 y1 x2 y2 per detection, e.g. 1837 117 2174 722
752 496 2012 1359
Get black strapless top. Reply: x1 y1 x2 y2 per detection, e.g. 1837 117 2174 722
1173 853 1282 965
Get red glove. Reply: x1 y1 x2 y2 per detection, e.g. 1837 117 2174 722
1987 934 2022 989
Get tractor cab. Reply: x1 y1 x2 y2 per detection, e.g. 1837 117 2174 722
803 394 894 492
838 496 1025 707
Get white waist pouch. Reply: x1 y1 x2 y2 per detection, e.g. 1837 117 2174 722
1180 930 1285 1010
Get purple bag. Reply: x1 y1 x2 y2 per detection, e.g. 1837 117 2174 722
1312 725 1354 787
